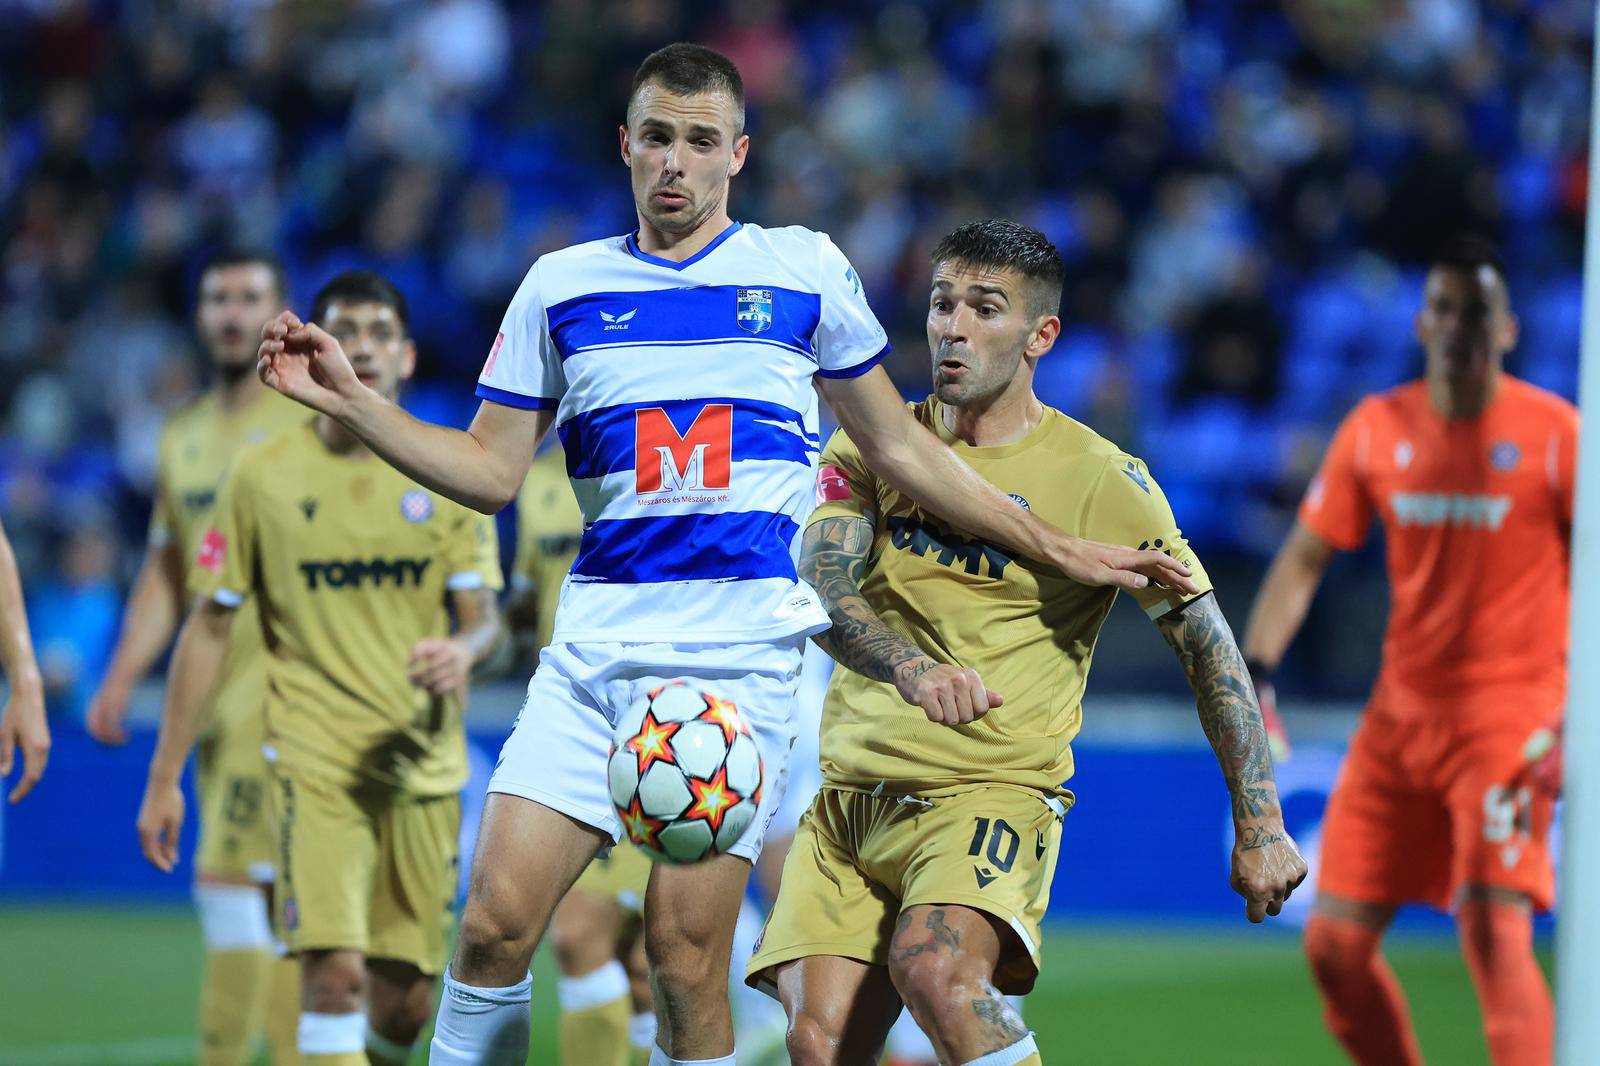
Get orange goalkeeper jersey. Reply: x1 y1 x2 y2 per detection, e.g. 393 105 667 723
1298 375 1576 710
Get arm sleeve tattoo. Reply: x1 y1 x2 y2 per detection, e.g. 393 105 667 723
799 516 934 687
1156 592 1280 822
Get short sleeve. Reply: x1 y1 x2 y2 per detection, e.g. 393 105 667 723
806 428 880 527
148 439 176 549
813 236 890 379
1081 455 1215 619
190 461 256 608
1298 406 1374 551
476 260 565 411
444 509 505 592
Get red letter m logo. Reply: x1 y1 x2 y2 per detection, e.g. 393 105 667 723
634 404 732 494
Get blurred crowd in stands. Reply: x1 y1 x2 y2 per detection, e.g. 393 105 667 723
0 0 1591 716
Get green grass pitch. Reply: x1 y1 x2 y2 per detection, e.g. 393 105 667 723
0 904 1533 1064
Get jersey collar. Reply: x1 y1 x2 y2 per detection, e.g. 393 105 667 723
624 221 743 271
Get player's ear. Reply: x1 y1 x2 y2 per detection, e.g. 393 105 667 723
1499 310 1520 354
1027 314 1061 360
400 340 417 383
727 133 750 178
619 124 632 166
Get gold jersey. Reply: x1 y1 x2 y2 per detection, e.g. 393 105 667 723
512 444 582 653
812 398 1212 795
151 387 304 733
194 421 503 796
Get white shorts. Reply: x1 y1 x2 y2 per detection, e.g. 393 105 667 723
488 637 805 863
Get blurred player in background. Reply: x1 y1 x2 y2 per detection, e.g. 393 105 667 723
87 251 303 1066
137 271 504 1066
0 515 47 805
1243 238 1570 1066
749 220 1306 1066
256 44 1191 1066
510 456 657 1065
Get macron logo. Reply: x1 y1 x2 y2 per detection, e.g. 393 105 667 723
600 308 637 332
1390 493 1513 531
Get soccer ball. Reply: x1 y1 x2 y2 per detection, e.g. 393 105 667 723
608 681 764 864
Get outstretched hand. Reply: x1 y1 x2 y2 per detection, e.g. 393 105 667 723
257 310 364 417
1052 538 1200 595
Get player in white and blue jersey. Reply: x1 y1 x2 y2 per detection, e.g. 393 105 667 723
257 44 1195 1066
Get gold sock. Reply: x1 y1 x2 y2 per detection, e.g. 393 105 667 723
560 993 632 1066
300 1054 367 1066
198 947 272 1066
264 954 302 1066
1016 1055 1043 1065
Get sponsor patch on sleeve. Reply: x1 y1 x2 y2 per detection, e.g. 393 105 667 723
482 331 505 377
816 463 852 505
196 528 226 573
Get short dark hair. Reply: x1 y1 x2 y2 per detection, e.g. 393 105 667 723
930 219 1065 319
1432 235 1505 280
199 249 289 305
310 271 410 334
629 43 745 132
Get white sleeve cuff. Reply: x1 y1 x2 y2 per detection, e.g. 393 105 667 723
213 588 245 608
447 572 487 590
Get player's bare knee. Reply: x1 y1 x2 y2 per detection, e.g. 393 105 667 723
551 892 619 976
1303 919 1373 992
300 950 366 1014
645 914 725 996
454 898 537 981
784 1009 849 1066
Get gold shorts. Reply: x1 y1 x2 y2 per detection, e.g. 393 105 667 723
194 711 276 883
573 841 653 913
270 764 460 973
747 784 1065 995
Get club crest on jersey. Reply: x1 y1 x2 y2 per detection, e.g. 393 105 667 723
1490 441 1520 471
400 489 434 523
635 404 733 498
736 289 773 335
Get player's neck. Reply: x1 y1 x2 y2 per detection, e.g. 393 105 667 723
634 210 734 263
940 389 1045 447
212 365 263 413
1428 369 1501 420
314 413 370 457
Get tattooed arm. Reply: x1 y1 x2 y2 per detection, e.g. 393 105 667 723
800 516 1003 726
1156 592 1309 923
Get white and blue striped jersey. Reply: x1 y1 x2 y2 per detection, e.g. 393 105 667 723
477 222 890 644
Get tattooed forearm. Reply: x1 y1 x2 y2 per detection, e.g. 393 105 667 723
971 987 1030 1051
800 517 933 686
1156 593 1281 822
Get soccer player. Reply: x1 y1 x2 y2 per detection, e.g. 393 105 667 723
87 250 304 1066
1242 238 1571 1066
747 219 1308 1066
254 45 1195 1066
0 515 47 804
510 456 657 1065
138 271 505 1066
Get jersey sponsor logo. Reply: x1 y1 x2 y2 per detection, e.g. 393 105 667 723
299 497 318 522
634 404 733 497
400 489 435 523
816 463 852 504
183 489 217 513
1008 493 1030 511
1389 492 1512 531
482 331 505 376
1491 441 1521 471
1121 461 1151 494
1395 441 1414 470
736 288 773 335
888 516 1011 579
599 308 636 331
197 528 226 572
298 557 433 590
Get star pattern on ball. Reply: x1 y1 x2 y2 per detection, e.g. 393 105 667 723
704 694 747 744
618 797 666 850
626 710 680 775
683 767 739 834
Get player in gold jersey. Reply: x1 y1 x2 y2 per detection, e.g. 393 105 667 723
87 251 304 1066
510 451 657 1065
137 272 504 1066
748 221 1308 1066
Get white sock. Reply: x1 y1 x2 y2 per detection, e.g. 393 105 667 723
557 959 629 1011
428 968 533 1066
647 1048 737 1065
630 1011 657 1051
193 882 274 950
960 1032 1039 1066
298 1011 366 1054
